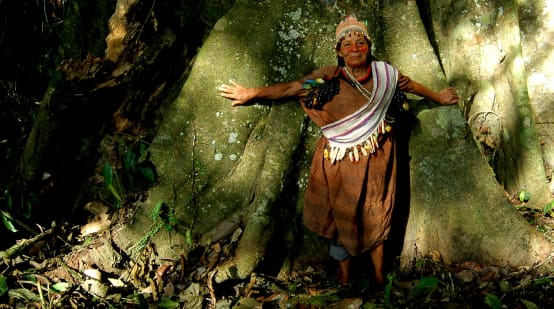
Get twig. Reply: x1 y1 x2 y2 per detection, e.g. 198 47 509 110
37 280 46 308
0 228 53 259
135 0 156 43
244 273 257 298
207 269 217 308
191 131 197 205
114 131 151 145
42 0 50 27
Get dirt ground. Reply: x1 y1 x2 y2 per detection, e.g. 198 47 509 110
0 205 553 308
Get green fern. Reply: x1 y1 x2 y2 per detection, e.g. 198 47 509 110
543 200 554 216
102 162 123 203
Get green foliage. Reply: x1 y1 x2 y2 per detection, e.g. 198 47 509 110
520 298 539 309
50 282 71 293
192 158 208 195
414 259 426 270
132 292 148 309
103 162 114 186
157 297 180 308
0 275 8 297
1 189 36 232
178 157 210 247
384 273 394 304
484 293 502 309
133 199 187 255
140 167 157 184
543 200 554 216
121 143 157 191
150 201 179 231
287 282 298 292
518 189 531 203
133 221 164 256
20 192 34 219
532 277 552 286
123 129 206 252
3 190 37 219
3 189 12 210
1 210 17 232
151 201 164 220
411 276 440 297
102 143 158 208
103 163 123 206
184 228 193 249
301 291 341 307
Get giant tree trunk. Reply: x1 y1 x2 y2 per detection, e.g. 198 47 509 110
8 0 553 285
109 0 553 283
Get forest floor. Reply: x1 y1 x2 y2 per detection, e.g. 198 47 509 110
1 206 554 308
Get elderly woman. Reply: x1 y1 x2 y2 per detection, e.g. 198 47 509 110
219 16 459 287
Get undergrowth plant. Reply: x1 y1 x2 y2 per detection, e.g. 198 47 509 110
1 189 36 233
101 142 158 208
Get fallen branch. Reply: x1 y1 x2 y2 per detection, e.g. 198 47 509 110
0 228 53 260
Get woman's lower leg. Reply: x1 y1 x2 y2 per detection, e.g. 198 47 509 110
370 243 385 287
337 257 351 285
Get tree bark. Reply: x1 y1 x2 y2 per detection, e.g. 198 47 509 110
5 0 553 284
424 0 552 208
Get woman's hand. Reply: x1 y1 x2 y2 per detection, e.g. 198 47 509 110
218 81 256 106
438 87 460 105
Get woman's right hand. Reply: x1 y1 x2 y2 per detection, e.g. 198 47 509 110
218 81 256 106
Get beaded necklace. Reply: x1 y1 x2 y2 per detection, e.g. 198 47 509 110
342 66 373 101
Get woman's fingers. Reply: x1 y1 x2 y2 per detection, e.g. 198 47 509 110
218 82 248 105
218 83 234 93
218 83 237 97
440 87 460 105
219 81 243 94
448 88 460 104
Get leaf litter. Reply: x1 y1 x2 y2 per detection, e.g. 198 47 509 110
0 207 553 308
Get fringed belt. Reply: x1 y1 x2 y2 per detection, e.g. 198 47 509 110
323 115 395 163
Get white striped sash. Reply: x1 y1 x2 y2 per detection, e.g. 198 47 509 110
321 61 398 163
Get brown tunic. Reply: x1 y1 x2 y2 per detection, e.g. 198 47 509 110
300 63 410 256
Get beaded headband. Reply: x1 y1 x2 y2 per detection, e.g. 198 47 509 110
335 16 371 49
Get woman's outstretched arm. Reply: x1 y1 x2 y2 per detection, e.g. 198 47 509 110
399 75 460 105
218 80 305 106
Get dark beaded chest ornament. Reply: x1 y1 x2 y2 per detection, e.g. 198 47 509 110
302 78 340 110
302 68 408 112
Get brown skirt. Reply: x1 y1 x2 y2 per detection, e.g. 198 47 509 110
302 132 397 256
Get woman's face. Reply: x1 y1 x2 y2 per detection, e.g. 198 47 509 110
337 32 369 68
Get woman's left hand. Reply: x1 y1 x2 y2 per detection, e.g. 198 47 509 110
438 87 460 105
